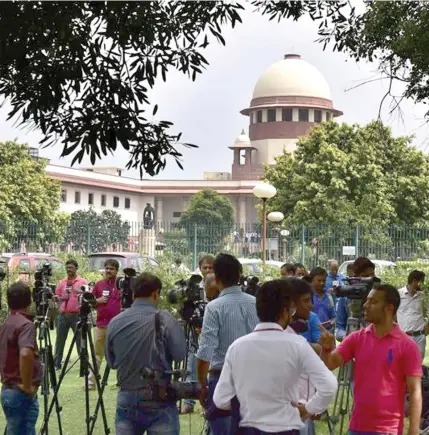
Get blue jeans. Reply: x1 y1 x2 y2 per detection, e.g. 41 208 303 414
1 388 39 435
54 313 81 368
184 351 196 407
115 391 179 435
207 374 231 435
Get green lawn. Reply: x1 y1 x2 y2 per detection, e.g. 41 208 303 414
0 333 426 434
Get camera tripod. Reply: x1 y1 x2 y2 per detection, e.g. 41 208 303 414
326 299 365 435
40 308 110 435
35 301 64 435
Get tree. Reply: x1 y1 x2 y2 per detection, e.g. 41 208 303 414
64 209 130 254
0 2 349 176
0 140 66 251
256 2 429 119
264 120 429 228
180 190 234 254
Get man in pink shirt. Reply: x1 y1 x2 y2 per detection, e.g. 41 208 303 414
318 283 422 435
88 259 121 389
54 259 88 370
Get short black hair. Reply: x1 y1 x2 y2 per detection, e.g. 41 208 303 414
353 257 375 276
133 273 162 298
408 270 425 284
281 263 296 274
256 279 293 322
294 263 305 270
373 283 400 315
65 259 78 268
7 282 32 310
309 267 327 281
214 254 241 287
289 277 312 300
199 255 215 268
104 259 120 270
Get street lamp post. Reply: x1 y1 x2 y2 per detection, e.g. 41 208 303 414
253 183 277 265
280 229 290 262
267 212 284 261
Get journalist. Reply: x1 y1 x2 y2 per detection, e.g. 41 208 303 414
335 257 375 341
89 259 121 389
0 282 42 434
320 283 422 435
182 254 215 414
54 259 87 370
197 253 259 435
105 272 186 434
213 279 337 435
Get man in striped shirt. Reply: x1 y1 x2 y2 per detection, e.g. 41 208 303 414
197 253 259 435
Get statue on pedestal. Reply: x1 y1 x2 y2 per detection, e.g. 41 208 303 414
143 203 156 229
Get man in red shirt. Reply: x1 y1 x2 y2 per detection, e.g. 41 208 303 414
54 259 88 370
0 282 42 433
88 259 121 389
318 283 422 435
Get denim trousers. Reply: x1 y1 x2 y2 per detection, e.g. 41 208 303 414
115 391 179 435
184 351 196 407
54 312 81 368
1 388 39 435
207 374 232 435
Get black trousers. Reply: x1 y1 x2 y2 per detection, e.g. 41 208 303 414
238 429 299 435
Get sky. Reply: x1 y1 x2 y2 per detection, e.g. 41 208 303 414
1 5 428 180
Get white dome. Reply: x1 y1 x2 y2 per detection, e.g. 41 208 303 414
235 129 250 144
252 54 332 101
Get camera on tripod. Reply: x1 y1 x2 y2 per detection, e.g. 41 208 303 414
333 276 381 300
240 275 260 296
116 267 137 310
141 367 201 402
33 262 56 316
78 283 96 316
167 274 205 327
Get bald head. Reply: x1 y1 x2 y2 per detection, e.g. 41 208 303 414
205 272 219 301
328 260 339 275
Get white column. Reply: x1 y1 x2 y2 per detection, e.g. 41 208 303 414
156 197 163 225
239 196 247 226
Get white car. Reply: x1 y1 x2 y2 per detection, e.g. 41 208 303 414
338 259 396 276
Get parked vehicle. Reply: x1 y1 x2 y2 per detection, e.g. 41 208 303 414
338 259 396 276
88 252 159 273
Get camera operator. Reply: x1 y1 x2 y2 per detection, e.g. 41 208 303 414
197 253 259 435
88 259 121 390
53 259 88 370
319 283 422 435
0 282 42 433
335 257 375 341
213 279 337 435
105 272 186 434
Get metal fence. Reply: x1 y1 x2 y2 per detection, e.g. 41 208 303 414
2 221 429 269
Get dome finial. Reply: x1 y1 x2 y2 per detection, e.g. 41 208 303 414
241 128 245 135
284 54 301 60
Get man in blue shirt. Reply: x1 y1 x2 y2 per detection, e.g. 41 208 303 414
197 254 259 435
324 260 345 299
310 267 336 331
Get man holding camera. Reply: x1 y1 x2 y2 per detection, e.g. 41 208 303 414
319 283 422 435
0 282 42 434
54 259 87 370
105 272 186 434
89 259 121 389
197 253 259 435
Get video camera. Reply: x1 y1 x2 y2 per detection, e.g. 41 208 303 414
78 282 96 317
33 262 56 317
333 276 381 300
116 268 137 310
140 367 201 402
167 274 206 328
240 275 260 296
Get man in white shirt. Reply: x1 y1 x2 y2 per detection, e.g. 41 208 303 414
397 269 428 360
213 279 337 435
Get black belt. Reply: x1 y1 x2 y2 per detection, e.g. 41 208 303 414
406 330 425 337
2 384 39 391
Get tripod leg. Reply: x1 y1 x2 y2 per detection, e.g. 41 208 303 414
86 326 110 435
40 332 77 435
89 364 111 435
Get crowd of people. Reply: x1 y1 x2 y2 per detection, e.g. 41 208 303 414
0 253 426 435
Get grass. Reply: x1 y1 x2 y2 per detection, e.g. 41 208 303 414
1 332 427 435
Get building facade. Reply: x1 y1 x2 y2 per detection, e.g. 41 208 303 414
47 54 342 227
